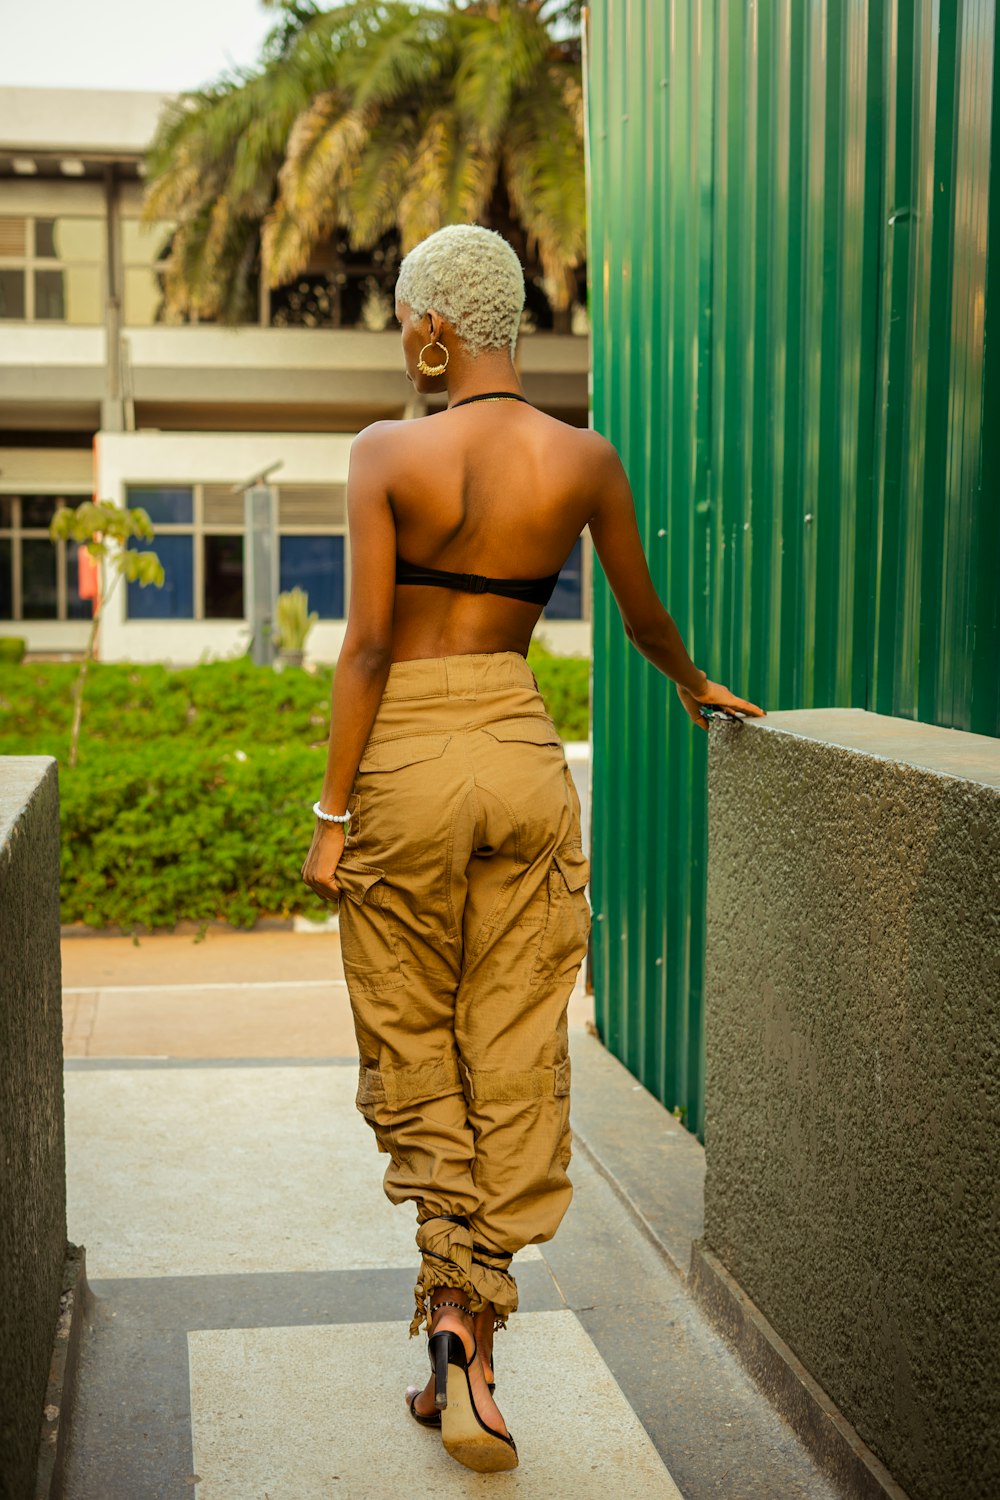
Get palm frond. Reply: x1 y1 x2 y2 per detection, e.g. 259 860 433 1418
265 96 369 281
142 0 585 322
345 113 419 244
344 6 455 107
447 133 501 224
502 60 585 307
397 109 455 248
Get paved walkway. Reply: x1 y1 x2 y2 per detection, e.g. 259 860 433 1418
59 929 842 1500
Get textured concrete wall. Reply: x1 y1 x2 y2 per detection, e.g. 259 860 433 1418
0 758 66 1500
704 710 1000 1500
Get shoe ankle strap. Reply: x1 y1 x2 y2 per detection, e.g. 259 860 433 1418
430 1299 471 1318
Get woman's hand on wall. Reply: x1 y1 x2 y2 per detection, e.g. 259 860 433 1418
675 679 766 733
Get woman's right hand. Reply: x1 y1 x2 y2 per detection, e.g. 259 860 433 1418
675 677 766 733
301 820 347 903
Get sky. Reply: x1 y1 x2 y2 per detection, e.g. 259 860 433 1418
0 0 277 94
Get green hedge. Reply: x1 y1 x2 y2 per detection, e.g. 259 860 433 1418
0 657 334 750
0 647 588 752
51 741 322 930
0 647 588 931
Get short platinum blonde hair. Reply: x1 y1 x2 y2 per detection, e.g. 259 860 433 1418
396 224 525 357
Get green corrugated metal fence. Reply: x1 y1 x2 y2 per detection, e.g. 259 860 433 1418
585 0 1000 1140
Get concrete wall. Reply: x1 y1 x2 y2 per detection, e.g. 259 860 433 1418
703 709 1000 1500
0 758 66 1500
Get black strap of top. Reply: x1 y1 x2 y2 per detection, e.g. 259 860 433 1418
450 390 530 408
396 555 559 607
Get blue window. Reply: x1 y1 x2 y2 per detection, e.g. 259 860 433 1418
544 537 584 620
280 535 345 618
126 534 193 619
126 486 194 525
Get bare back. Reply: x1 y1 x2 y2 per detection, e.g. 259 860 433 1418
343 392 699 686
374 403 602 661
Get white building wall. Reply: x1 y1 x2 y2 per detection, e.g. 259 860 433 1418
95 431 352 665
93 431 590 666
0 86 169 156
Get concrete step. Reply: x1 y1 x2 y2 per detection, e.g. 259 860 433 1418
57 932 843 1500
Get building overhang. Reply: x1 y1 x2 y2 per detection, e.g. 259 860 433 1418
0 326 590 436
0 86 170 179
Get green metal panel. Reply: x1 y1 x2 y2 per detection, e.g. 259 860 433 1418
586 0 717 1139
585 1 999 1140
872 0 1000 731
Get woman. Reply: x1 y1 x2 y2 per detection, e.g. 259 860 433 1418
301 224 764 1474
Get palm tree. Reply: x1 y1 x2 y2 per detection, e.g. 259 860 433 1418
142 0 585 328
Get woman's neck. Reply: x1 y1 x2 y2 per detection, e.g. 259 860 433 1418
446 355 523 407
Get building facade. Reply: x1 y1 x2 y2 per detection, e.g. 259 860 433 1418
0 87 592 663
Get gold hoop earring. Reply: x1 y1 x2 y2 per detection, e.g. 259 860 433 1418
416 340 449 377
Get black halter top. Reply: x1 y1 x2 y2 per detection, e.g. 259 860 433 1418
394 391 561 608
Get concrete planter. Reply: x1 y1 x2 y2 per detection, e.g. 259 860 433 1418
274 649 305 671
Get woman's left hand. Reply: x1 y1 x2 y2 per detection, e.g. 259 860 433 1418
301 822 346 903
675 677 765 732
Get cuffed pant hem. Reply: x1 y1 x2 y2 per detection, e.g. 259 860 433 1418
408 1215 519 1336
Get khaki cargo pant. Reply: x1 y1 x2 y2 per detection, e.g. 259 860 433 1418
335 651 591 1336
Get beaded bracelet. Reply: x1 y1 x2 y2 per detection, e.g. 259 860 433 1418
313 801 351 825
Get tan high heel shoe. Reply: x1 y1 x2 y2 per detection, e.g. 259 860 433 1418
428 1320 517 1472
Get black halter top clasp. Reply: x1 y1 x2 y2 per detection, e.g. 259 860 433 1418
394 389 561 608
395 555 560 607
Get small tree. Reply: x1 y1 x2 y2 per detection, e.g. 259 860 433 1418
50 501 165 767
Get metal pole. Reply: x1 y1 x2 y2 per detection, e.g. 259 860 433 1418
101 164 124 432
244 482 279 666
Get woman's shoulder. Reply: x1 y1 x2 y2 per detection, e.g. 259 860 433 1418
348 419 415 479
548 423 622 483
349 410 620 479
351 417 407 449
569 425 619 461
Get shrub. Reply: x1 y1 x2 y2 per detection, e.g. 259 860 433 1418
273 587 317 652
54 741 326 930
0 652 589 930
0 637 26 664
0 651 587 753
527 641 589 741
0 658 334 752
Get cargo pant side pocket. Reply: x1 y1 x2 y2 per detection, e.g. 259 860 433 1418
554 1053 573 1168
355 1063 399 1163
531 843 591 988
336 862 404 994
